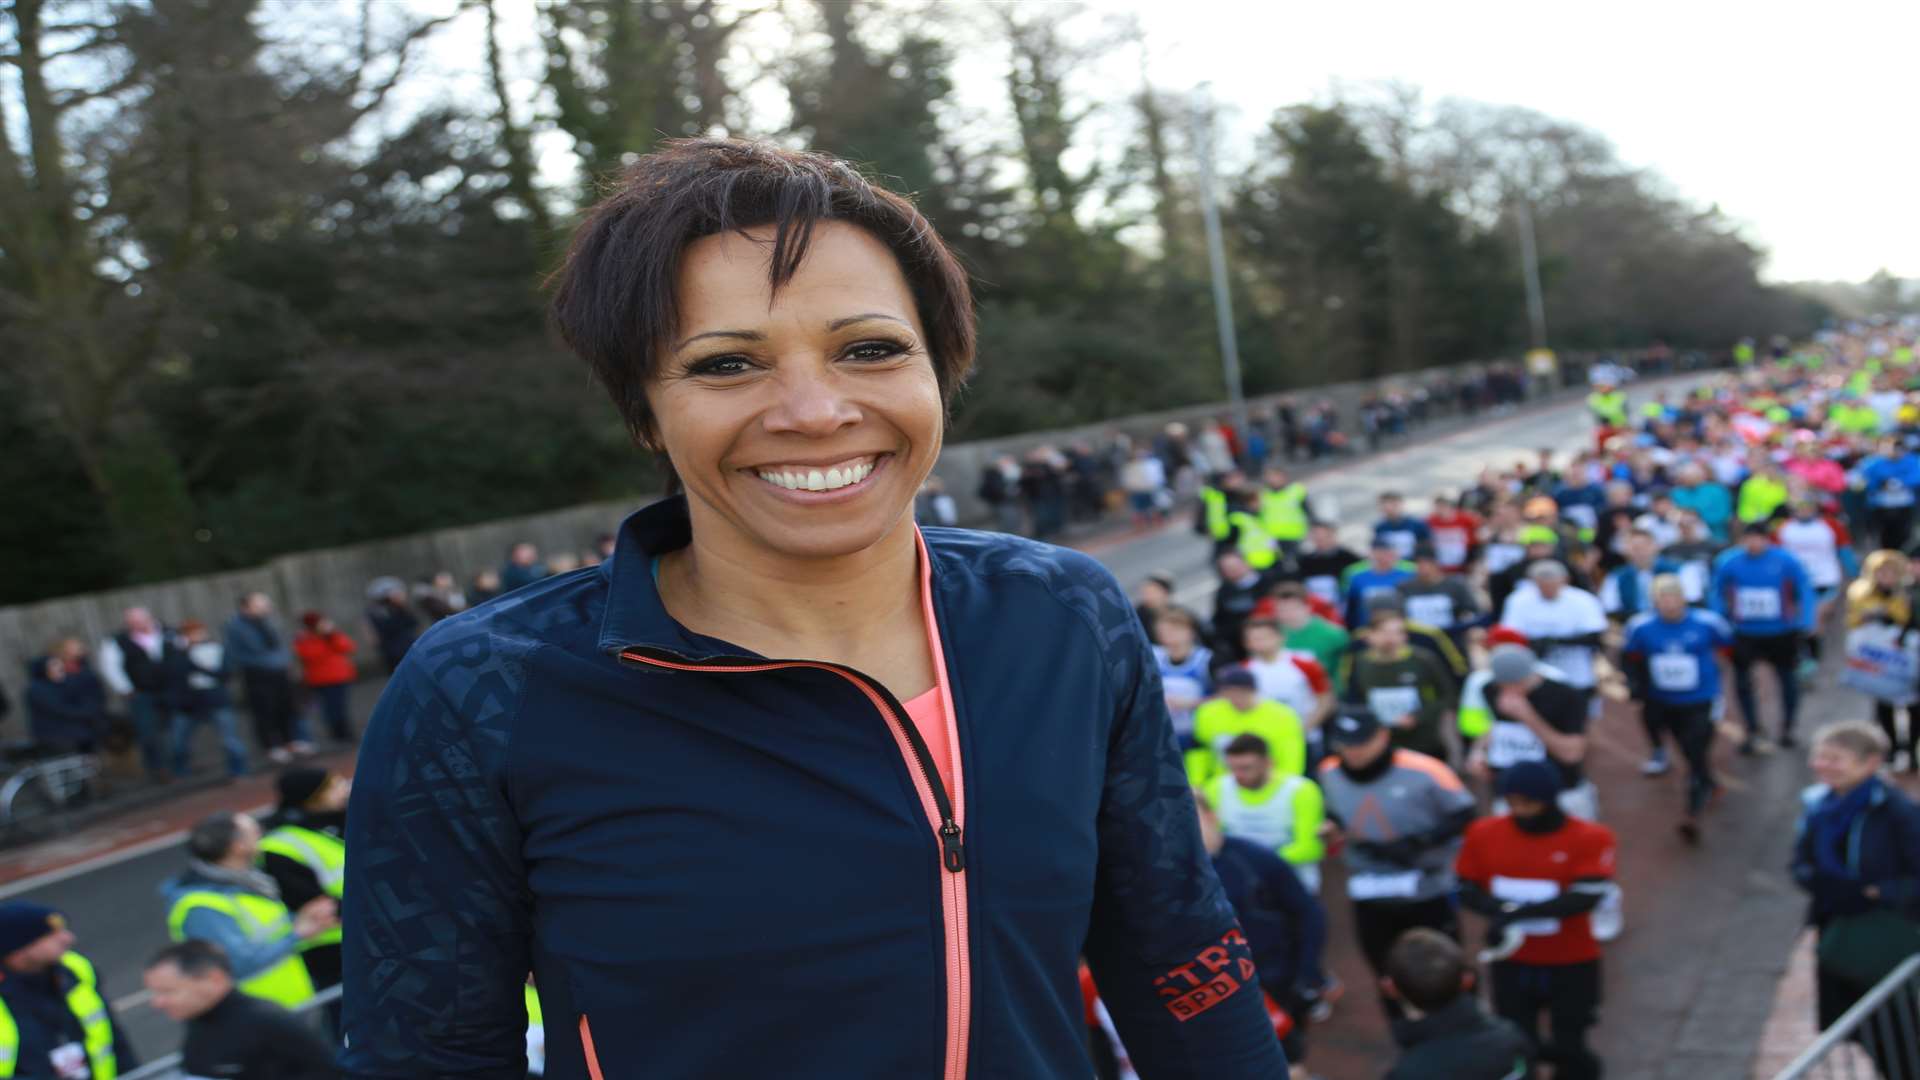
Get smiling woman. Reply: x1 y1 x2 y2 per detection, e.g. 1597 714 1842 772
338 139 1289 1080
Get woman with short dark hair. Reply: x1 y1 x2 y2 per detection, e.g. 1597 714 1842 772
341 140 1287 1078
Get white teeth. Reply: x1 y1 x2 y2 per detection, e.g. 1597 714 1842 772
758 457 879 493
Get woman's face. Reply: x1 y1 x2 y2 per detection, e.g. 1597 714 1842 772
1811 742 1881 793
649 222 943 562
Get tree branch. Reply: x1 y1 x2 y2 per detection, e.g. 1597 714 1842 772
349 9 457 120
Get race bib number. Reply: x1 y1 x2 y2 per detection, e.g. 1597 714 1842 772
1486 720 1546 769
1490 875 1562 937
1404 593 1455 628
1650 652 1700 693
1367 686 1423 725
1435 533 1469 567
1484 543 1525 574
50 1044 90 1080
1678 562 1709 602
1384 531 1417 559
1305 575 1339 605
1348 870 1421 901
1734 587 1782 621
1882 479 1915 507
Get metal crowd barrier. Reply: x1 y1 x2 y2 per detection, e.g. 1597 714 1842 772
117 984 342 1080
1775 954 1920 1080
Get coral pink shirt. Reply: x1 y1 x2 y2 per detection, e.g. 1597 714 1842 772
907 532 960 799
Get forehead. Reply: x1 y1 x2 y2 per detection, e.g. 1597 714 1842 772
674 222 920 336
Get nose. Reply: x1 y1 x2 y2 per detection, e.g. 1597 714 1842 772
762 359 861 438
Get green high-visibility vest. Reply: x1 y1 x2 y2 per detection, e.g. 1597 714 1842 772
1259 484 1310 542
1199 487 1232 541
259 825 345 950
167 890 316 1009
1640 401 1665 420
0 952 116 1079
1734 342 1756 365
1226 511 1279 570
1738 475 1789 524
1587 391 1627 427
526 983 544 1027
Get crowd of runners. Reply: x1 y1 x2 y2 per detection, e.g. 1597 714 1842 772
1104 317 1920 1078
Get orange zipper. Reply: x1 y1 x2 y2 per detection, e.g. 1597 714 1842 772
620 647 971 1080
579 1015 604 1080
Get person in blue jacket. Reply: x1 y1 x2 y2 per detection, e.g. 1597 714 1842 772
1791 720 1920 1074
1372 492 1432 561
1345 538 1417 630
1852 435 1920 550
1621 577 1734 842
1711 523 1815 755
341 139 1289 1079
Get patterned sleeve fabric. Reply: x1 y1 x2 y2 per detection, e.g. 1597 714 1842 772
1071 554 1291 1078
339 615 533 1079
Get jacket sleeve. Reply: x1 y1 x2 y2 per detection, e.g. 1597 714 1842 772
1082 581 1290 1078
340 636 530 1079
1252 845 1325 994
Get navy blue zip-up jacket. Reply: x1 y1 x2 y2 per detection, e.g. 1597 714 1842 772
341 495 1288 1078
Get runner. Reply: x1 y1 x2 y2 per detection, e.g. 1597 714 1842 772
1374 492 1433 561
1842 551 1920 771
1775 498 1856 680
1347 610 1457 761
1317 708 1476 1020
1190 668 1308 787
1851 434 1920 550
1471 645 1595 820
1296 522 1363 615
1152 607 1215 782
1213 549 1279 664
1243 617 1337 742
1400 546 1482 643
1345 539 1416 630
1456 761 1616 1080
1381 929 1533 1079
1498 562 1608 715
1272 582 1350 675
1206 733 1326 893
1711 522 1816 753
1424 494 1482 575
1620 576 1735 841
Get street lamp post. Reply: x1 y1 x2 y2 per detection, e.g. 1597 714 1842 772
1192 86 1250 441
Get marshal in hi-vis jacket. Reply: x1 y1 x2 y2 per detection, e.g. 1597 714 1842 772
340 495 1288 1079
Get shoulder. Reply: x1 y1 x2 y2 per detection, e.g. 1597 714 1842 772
1622 612 1654 638
1694 610 1734 635
925 527 1137 644
1462 815 1509 844
1390 749 1466 792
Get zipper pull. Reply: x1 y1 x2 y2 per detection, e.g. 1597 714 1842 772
940 820 967 873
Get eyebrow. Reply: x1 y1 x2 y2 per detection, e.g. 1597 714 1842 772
672 313 912 352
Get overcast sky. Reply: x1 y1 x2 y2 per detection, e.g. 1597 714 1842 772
417 0 1915 285
1121 0 1918 283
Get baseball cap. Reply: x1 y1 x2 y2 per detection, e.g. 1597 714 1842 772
1488 644 1538 685
1216 667 1257 690
1327 706 1383 747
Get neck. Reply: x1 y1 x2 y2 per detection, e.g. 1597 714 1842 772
661 505 923 662
217 857 253 874
1165 644 1192 662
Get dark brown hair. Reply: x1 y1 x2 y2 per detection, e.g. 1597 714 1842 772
547 138 977 448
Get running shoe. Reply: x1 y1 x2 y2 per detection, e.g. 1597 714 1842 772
1796 656 1820 685
1641 750 1671 776
1591 886 1625 942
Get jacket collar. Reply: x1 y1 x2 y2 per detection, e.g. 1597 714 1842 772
1393 995 1497 1045
594 495 949 661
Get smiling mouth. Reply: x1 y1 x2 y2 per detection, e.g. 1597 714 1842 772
751 453 888 494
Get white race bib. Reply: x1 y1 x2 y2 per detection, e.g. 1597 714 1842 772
1491 875 1562 937
1734 586 1782 621
1367 685 1423 725
1384 531 1417 559
1405 593 1456 628
50 1044 90 1080
1348 870 1421 901
1678 562 1709 603
1435 533 1469 568
1305 575 1339 605
1650 652 1700 693
1485 719 1546 769
1484 544 1525 574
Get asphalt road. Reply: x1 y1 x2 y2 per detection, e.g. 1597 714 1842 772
0 374 1829 1073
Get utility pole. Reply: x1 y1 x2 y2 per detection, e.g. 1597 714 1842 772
1516 199 1548 349
1192 85 1250 439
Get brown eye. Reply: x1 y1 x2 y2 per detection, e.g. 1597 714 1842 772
844 340 906 362
688 355 754 377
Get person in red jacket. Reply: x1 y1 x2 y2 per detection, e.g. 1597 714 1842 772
1425 494 1483 574
293 613 357 745
1455 760 1615 1080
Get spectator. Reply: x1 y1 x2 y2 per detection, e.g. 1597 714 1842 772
977 456 1025 535
1792 720 1920 1074
469 569 503 607
596 533 618 563
547 552 583 575
145 940 339 1080
1020 447 1068 540
1119 446 1170 527
25 639 109 754
1382 929 1532 1079
500 543 548 593
915 476 959 528
363 580 420 676
164 813 336 1011
0 901 140 1077
413 572 467 623
1134 572 1175 645
293 614 358 744
225 592 307 763
259 768 349 1008
95 606 177 781
165 621 249 779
